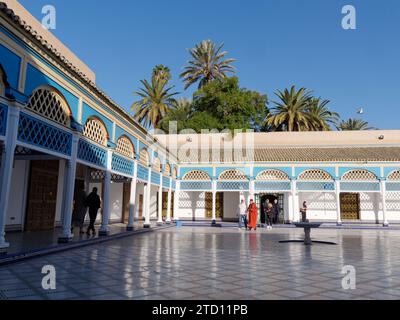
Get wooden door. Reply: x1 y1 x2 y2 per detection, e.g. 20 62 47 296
205 192 224 218
122 183 130 223
340 193 360 220
138 194 143 219
25 160 59 231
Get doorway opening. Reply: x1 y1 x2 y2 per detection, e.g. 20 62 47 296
256 193 285 224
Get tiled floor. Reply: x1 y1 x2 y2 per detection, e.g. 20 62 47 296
1 226 400 300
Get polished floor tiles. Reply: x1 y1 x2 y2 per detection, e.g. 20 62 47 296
1 226 400 300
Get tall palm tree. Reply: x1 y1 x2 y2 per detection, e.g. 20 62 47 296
152 65 171 83
336 118 375 131
180 40 236 90
308 98 340 131
132 77 178 128
267 86 314 131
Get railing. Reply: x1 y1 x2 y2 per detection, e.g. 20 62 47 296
296 181 335 192
163 176 171 189
217 181 249 191
111 153 134 177
151 171 160 185
386 182 400 192
77 138 107 168
18 112 72 156
137 163 149 181
180 181 212 191
340 181 380 192
255 181 291 191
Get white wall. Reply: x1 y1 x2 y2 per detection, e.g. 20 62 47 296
299 192 337 221
135 183 144 219
177 191 207 219
359 192 382 221
6 160 29 229
110 182 123 222
223 192 240 220
149 185 158 219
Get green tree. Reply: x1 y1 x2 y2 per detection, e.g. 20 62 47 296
336 118 375 130
180 40 236 90
159 98 194 132
308 98 340 131
191 77 268 132
267 86 313 131
132 76 178 128
152 64 171 83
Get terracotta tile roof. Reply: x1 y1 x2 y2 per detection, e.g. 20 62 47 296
174 147 400 163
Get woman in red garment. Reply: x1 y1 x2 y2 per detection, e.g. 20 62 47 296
247 199 258 231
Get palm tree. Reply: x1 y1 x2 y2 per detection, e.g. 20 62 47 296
308 98 340 131
336 118 375 131
267 86 314 131
132 77 178 128
180 40 236 90
152 65 171 83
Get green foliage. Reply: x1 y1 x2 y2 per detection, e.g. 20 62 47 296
180 40 236 90
336 118 375 131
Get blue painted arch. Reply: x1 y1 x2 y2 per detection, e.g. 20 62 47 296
339 167 380 179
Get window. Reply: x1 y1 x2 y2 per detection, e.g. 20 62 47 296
83 118 108 146
116 136 134 158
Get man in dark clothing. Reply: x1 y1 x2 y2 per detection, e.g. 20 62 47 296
72 189 87 234
85 187 101 236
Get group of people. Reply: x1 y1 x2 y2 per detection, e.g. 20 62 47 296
237 198 281 231
71 187 102 236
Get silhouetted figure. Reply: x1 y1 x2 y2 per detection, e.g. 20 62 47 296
85 187 101 236
72 189 87 234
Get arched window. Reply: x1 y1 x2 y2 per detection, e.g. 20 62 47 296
256 169 289 181
139 148 149 166
152 157 161 172
219 169 248 181
182 170 211 181
387 170 400 181
115 135 134 158
342 169 377 181
164 164 171 176
83 118 108 146
298 169 333 181
26 86 71 127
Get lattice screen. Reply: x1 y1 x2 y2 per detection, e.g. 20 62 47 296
139 148 149 166
298 169 333 181
26 87 71 127
152 157 161 172
182 170 211 181
115 136 134 158
219 169 248 181
359 192 381 211
387 170 400 181
342 170 377 181
164 164 171 176
299 192 337 211
386 192 400 211
256 170 289 181
83 118 107 146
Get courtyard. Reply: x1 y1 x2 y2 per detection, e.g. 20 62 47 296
1 226 400 300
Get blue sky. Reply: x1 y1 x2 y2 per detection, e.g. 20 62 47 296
19 0 400 129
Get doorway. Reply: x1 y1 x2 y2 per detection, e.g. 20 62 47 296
340 193 360 220
25 160 60 231
257 193 285 224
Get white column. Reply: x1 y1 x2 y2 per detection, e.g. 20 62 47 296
127 160 138 231
249 179 255 200
290 179 297 223
58 134 80 242
99 149 113 236
381 179 389 227
212 180 217 223
166 178 172 224
173 180 180 221
0 106 20 253
144 167 152 228
335 179 342 226
157 175 163 225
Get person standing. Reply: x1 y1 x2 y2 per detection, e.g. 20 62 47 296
71 189 87 234
237 199 247 230
266 200 273 229
300 201 308 222
85 187 101 236
247 199 258 231
272 199 280 224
